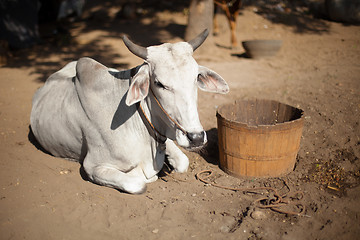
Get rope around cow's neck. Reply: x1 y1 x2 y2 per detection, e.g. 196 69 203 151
137 87 188 144
138 102 167 144
149 87 187 135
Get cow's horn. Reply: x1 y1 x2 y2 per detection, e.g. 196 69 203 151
122 35 148 60
187 29 209 52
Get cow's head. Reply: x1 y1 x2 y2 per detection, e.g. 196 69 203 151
123 30 229 150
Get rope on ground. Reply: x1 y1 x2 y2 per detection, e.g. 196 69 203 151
196 169 308 217
160 162 187 183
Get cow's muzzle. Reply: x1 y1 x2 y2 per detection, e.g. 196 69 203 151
175 128 207 151
182 130 207 151
187 131 205 147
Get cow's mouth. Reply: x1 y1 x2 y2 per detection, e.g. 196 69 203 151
185 144 206 152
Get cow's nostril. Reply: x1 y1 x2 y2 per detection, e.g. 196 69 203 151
187 131 205 145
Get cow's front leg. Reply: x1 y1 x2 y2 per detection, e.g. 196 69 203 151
165 139 189 173
83 160 147 194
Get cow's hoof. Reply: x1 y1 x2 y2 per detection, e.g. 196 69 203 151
145 175 158 183
167 153 189 173
125 183 147 195
173 155 189 173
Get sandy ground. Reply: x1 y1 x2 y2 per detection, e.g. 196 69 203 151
1 1 360 239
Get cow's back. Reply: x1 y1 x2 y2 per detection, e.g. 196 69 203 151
30 61 85 160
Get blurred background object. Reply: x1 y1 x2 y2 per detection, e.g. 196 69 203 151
0 0 40 49
325 0 360 23
0 0 85 50
213 0 243 49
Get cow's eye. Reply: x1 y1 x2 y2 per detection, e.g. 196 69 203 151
154 81 166 89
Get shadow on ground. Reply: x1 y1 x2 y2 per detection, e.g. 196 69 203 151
199 128 220 166
4 0 331 82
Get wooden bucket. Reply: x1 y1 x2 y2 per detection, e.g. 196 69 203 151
216 99 304 178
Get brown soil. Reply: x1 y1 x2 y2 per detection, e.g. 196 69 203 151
1 2 359 240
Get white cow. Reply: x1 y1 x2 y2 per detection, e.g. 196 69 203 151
30 29 229 194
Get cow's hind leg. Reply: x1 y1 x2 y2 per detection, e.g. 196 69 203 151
84 163 147 194
165 139 189 173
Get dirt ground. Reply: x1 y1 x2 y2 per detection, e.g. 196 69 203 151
1 1 359 239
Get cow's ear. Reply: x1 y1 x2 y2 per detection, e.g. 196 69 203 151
126 64 150 106
197 66 229 94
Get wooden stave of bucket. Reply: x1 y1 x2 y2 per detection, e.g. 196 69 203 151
216 99 304 178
